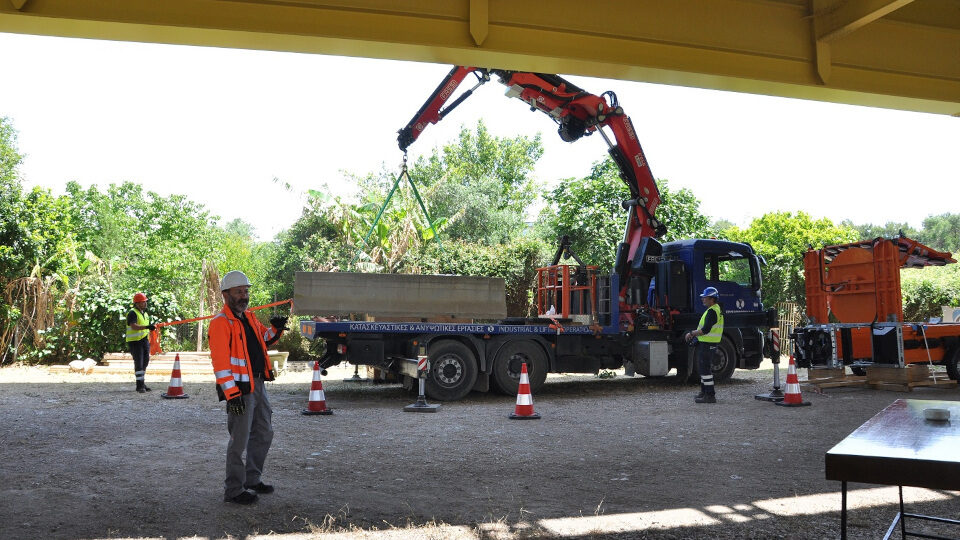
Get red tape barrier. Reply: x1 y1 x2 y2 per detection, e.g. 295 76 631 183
150 299 292 355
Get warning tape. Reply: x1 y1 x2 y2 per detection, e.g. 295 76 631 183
150 298 293 354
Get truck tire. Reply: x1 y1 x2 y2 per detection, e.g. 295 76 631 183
425 340 478 401
711 337 737 383
491 340 548 396
946 346 960 381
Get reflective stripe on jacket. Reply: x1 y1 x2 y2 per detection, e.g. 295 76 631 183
125 308 149 342
696 303 724 344
208 306 282 401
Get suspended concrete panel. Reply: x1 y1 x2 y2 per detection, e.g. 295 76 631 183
0 0 958 115
293 272 506 320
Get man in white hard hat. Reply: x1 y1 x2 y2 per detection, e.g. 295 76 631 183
684 286 724 404
208 270 288 504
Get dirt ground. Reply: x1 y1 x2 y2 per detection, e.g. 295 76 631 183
1 361 959 540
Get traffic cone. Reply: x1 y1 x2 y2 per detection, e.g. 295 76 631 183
161 353 189 399
302 360 333 415
776 355 811 407
509 362 541 419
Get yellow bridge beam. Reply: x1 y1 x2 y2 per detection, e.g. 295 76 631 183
1 0 958 115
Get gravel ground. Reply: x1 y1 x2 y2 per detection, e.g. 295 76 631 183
1 361 958 540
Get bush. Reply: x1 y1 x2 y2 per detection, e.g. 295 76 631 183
69 284 181 362
901 260 960 321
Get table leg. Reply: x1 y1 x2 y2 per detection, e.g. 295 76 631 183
842 480 847 540
899 486 906 540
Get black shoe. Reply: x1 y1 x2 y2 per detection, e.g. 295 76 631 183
143 384 152 391
695 392 704 399
224 490 258 505
136 386 146 394
244 482 274 494
695 394 717 404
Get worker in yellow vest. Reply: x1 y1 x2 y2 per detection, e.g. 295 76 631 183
684 287 724 404
126 292 156 393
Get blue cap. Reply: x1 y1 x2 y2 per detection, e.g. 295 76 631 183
700 286 719 298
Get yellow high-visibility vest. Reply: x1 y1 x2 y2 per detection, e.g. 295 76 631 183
696 303 724 344
125 308 149 342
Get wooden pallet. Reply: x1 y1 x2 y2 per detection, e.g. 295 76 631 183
802 367 868 389
868 377 957 392
803 365 957 392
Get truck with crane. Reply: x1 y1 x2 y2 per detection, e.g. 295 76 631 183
298 66 778 401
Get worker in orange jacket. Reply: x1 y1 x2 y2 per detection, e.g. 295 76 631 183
209 270 287 505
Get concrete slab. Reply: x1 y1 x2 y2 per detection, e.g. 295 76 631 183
293 272 506 319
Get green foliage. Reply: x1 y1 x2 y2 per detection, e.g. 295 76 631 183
405 121 543 245
18 284 181 364
726 212 859 311
537 157 712 271
842 220 918 242
66 181 222 316
410 237 549 317
901 259 960 321
918 214 960 253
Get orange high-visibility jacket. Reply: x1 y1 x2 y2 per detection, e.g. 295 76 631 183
208 306 284 401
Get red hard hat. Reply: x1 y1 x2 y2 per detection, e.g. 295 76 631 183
133 293 147 303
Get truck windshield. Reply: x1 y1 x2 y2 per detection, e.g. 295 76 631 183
704 251 757 289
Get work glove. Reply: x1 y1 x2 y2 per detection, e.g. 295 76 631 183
147 324 157 331
227 396 245 416
269 316 288 330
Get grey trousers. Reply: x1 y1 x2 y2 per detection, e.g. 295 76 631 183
224 378 274 498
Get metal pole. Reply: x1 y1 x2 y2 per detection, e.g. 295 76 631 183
404 344 439 412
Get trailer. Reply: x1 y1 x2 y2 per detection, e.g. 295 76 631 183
792 235 960 378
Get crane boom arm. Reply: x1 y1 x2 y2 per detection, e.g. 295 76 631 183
398 65 666 295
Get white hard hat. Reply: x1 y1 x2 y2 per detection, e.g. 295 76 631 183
220 270 252 291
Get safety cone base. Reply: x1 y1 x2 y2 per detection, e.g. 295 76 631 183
755 389 785 402
161 393 189 399
775 399 811 407
302 408 333 415
508 411 541 420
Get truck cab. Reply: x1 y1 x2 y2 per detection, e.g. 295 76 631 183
651 239 771 379
663 239 764 316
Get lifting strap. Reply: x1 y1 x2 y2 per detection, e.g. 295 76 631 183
352 152 443 267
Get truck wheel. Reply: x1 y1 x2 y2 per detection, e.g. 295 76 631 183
425 340 478 401
711 337 737 383
946 347 960 381
491 340 548 396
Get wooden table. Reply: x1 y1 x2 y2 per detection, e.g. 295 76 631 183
826 399 960 539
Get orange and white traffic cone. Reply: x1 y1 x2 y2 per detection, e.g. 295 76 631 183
302 360 333 415
509 362 541 419
776 355 811 407
161 353 189 399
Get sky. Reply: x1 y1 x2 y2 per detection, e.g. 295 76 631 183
1 31 958 241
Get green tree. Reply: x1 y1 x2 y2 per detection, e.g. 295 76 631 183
842 220 918 241
918 213 960 253
404 121 543 245
537 157 712 271
66 181 222 318
726 212 859 311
